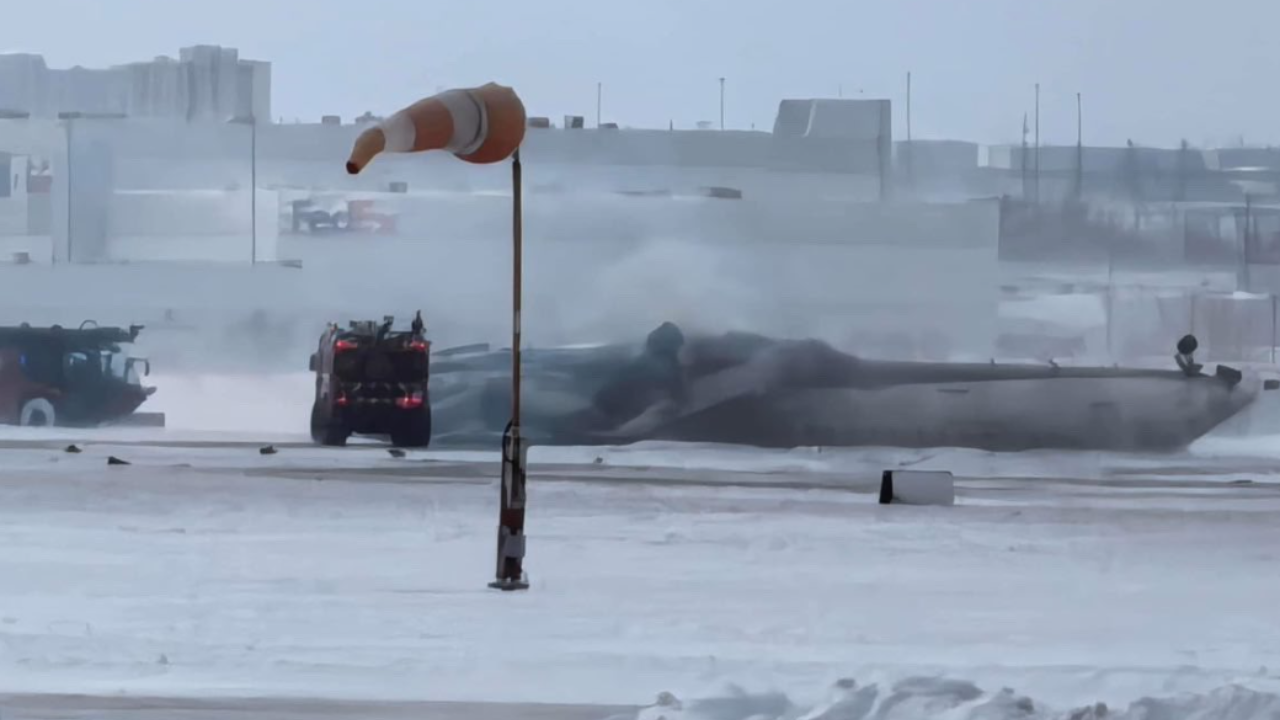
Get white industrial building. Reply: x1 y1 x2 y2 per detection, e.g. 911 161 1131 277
0 45 270 122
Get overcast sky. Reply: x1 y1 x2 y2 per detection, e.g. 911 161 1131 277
11 0 1280 148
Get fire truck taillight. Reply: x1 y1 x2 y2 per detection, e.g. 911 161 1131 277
409 340 429 352
335 339 359 352
396 391 425 409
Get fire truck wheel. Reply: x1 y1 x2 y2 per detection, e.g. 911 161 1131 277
20 398 57 427
310 401 350 447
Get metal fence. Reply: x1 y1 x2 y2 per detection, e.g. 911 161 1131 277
1111 288 1278 364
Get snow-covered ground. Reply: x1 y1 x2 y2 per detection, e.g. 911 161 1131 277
3 427 1280 719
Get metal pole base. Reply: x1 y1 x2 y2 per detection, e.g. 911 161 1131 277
488 576 531 592
490 422 529 592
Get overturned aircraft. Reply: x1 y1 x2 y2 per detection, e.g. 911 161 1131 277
428 324 1261 452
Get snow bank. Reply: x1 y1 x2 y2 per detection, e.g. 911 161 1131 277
617 678 1280 720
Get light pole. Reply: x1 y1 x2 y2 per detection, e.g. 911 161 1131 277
719 77 726 130
59 113 73 265
229 115 258 264
1074 92 1083 200
1033 82 1041 204
57 111 126 264
251 119 257 264
596 82 602 128
905 71 913 189
345 83 530 591
1020 112 1029 199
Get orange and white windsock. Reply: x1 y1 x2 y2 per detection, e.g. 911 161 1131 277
346 82 527 174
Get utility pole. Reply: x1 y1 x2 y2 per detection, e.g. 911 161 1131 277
906 72 912 142
596 82 602 128
1176 139 1189 202
229 114 258 263
719 77 725 130
64 117 72 264
250 117 257 264
1034 83 1041 205
1271 293 1277 365
57 111 126 264
1106 243 1115 358
906 71 914 189
1074 92 1083 201
1243 193 1254 292
1020 113 1029 200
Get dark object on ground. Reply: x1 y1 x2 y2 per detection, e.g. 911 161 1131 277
259 445 278 455
107 456 130 466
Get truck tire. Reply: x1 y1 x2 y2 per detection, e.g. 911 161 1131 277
20 398 56 427
310 401 350 447
391 406 432 448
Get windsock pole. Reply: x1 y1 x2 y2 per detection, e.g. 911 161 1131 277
490 149 530 591
340 82 531 591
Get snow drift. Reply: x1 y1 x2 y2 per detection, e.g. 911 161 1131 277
614 678 1280 720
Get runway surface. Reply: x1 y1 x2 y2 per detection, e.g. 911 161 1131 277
0 694 635 720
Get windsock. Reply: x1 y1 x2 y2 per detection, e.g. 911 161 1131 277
346 83 526 174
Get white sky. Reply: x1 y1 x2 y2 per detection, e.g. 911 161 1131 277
11 0 1280 147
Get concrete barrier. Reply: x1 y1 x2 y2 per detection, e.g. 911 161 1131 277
110 412 166 428
879 469 956 506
